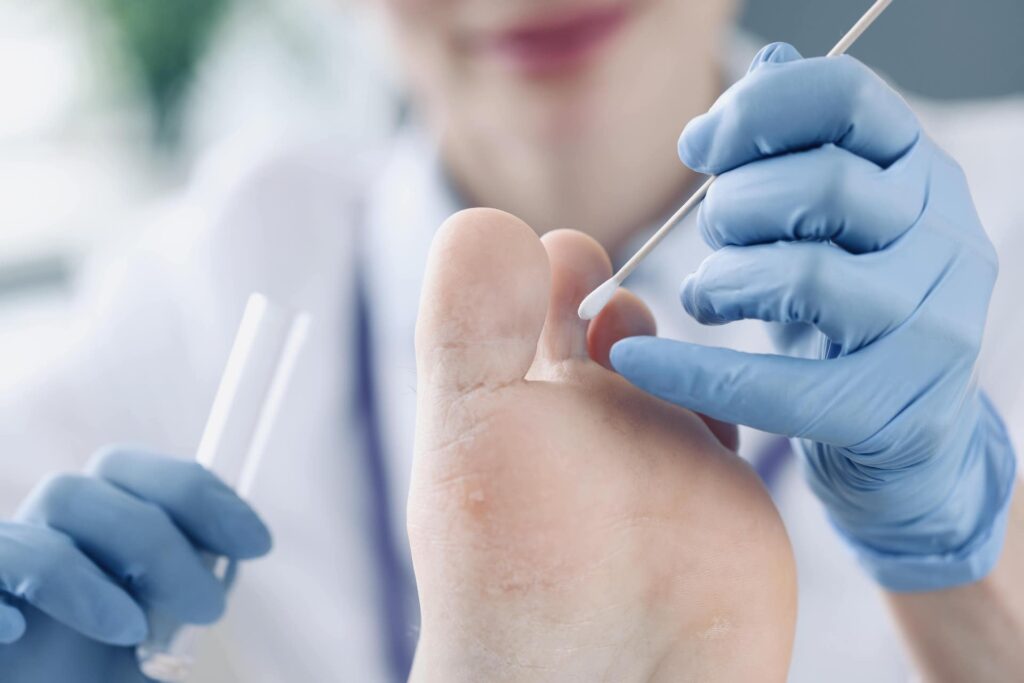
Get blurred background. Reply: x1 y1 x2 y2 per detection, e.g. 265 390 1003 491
1 0 1023 378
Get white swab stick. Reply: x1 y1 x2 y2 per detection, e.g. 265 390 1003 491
828 0 894 57
578 0 895 321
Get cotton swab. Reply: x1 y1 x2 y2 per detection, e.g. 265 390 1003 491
135 293 311 682
578 0 895 320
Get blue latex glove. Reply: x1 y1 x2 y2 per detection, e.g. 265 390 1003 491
0 448 271 681
611 43 1017 592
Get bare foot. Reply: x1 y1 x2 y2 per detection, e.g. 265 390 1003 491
409 209 795 682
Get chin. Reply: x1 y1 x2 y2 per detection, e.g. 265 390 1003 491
469 52 635 149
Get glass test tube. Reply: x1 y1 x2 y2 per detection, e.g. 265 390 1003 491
135 294 310 681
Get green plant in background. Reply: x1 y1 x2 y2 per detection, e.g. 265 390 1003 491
87 0 233 148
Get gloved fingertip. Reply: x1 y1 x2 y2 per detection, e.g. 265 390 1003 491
85 444 159 478
677 117 712 173
93 597 149 646
236 517 273 559
609 336 657 375
679 275 700 318
0 602 27 644
748 42 804 73
199 485 273 558
119 613 149 646
220 508 273 560
608 340 628 373
154 560 228 626
680 276 726 326
187 581 227 626
697 206 725 250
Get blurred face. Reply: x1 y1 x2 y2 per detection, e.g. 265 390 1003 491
380 0 738 149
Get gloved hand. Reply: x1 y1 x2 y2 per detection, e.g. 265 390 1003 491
611 43 1017 592
0 448 271 681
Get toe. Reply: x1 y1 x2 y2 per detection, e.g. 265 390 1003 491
417 208 550 394
536 230 613 364
586 289 657 370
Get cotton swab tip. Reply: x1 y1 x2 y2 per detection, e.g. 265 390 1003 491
577 277 619 321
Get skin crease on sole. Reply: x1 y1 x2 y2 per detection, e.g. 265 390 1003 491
408 208 797 683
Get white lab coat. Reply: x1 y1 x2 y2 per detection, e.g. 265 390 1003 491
1 78 1023 683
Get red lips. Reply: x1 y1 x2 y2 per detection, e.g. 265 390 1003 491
474 4 632 76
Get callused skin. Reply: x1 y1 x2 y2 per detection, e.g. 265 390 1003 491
408 208 796 682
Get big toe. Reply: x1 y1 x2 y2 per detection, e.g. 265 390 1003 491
417 208 550 394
